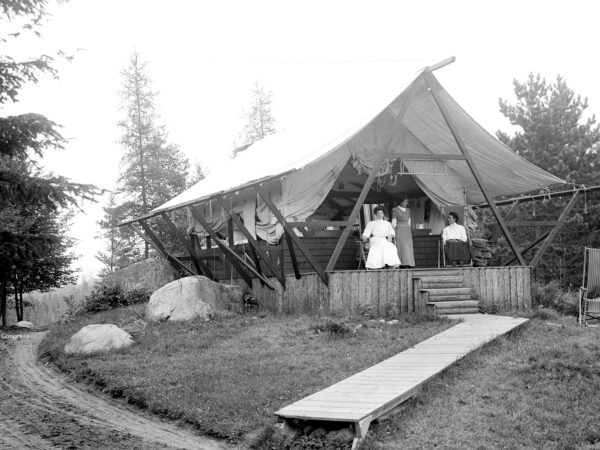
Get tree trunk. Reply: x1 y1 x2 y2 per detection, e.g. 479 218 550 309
13 274 22 322
18 283 24 322
0 279 7 326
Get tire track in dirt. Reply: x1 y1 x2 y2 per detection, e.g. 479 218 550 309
0 332 233 450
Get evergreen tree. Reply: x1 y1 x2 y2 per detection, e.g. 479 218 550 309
495 73 600 286
498 73 600 184
117 51 189 258
95 195 140 277
233 82 276 156
10 207 77 321
0 0 101 324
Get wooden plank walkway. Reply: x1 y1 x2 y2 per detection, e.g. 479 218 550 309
275 314 529 448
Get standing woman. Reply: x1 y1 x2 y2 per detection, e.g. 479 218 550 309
391 197 415 268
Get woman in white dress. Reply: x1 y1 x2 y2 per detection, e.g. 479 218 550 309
361 207 401 269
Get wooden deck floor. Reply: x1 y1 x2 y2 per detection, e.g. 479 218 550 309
275 314 529 448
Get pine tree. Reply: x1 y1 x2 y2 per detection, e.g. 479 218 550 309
117 51 189 258
496 73 600 285
498 73 600 183
95 195 140 277
233 82 276 156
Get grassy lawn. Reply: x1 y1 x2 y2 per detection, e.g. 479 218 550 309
357 313 600 450
39 305 600 449
39 305 452 446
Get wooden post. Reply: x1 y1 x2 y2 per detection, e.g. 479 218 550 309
423 72 526 266
284 230 302 280
327 79 420 272
502 230 551 266
159 212 217 280
189 207 276 289
490 200 521 242
130 221 195 276
215 196 286 287
256 185 328 285
529 191 581 268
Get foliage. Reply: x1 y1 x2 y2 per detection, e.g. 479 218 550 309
498 74 600 183
116 50 190 258
233 82 276 156
0 1 102 324
95 194 140 277
495 74 600 285
187 158 207 186
83 284 150 313
530 280 578 316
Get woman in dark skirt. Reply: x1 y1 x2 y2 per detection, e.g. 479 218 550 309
391 197 415 268
441 212 471 266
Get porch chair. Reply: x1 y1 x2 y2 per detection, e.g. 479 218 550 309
357 240 368 269
579 247 600 325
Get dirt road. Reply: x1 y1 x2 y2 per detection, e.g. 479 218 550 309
0 332 233 450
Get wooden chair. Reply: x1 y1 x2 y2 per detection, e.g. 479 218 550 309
579 247 600 325
356 240 368 269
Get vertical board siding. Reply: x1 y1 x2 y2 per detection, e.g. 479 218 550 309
228 266 532 316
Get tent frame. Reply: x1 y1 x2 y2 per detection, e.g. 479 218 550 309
120 58 586 290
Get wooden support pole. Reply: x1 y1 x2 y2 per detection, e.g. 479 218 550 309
130 221 195 276
284 230 301 280
159 212 216 280
490 200 521 242
529 191 581 268
327 79 419 272
189 208 276 289
256 185 328 285
502 230 551 266
246 244 266 287
215 196 285 287
424 72 526 266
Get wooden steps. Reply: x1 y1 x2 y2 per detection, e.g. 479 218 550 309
414 273 479 315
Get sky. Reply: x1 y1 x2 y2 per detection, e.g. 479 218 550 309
5 0 600 278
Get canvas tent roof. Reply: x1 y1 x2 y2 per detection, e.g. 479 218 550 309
151 68 564 228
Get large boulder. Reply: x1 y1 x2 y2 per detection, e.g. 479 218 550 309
64 324 134 355
14 321 33 329
146 276 243 322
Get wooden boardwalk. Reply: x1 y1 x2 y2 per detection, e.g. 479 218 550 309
275 314 529 448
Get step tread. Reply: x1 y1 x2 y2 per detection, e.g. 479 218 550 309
427 300 480 309
424 294 473 301
420 287 472 295
437 308 479 315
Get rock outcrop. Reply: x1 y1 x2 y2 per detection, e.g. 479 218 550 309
64 324 134 355
146 276 243 322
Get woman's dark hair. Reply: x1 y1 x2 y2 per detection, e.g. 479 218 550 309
448 212 459 222
373 206 384 215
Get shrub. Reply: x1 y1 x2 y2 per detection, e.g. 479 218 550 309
531 280 579 316
83 285 151 313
